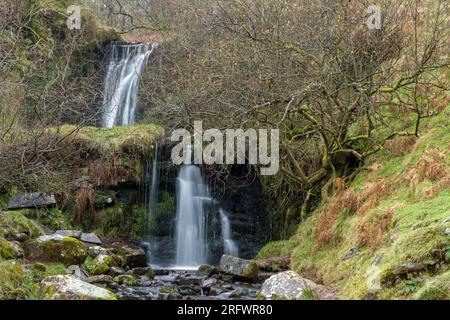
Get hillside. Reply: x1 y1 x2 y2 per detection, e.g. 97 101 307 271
258 106 450 299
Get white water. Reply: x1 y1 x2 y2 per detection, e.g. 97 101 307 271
146 142 159 264
101 42 157 128
175 165 209 268
219 209 239 257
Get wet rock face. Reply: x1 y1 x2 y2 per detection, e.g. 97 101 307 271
260 271 317 300
38 275 116 300
25 235 87 266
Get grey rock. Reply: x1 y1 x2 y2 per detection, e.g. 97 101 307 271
109 242 146 268
392 263 426 275
260 271 317 300
80 233 102 246
342 247 359 260
66 265 88 280
109 266 126 277
443 228 450 236
372 254 383 266
13 233 28 242
38 275 116 300
55 230 82 239
85 275 114 285
7 192 56 210
202 278 218 288
87 245 112 258
219 255 259 280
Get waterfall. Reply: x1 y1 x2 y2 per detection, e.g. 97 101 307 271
149 142 159 218
101 42 157 128
145 142 159 264
219 209 239 257
175 165 208 268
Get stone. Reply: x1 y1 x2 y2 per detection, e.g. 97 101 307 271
219 255 259 281
372 254 383 266
391 263 427 276
443 228 450 236
0 239 23 259
66 265 88 280
198 264 220 277
109 266 126 277
55 230 82 239
114 274 139 286
7 192 56 210
129 267 154 279
38 275 116 300
91 254 124 275
25 235 87 266
87 245 112 258
85 275 114 285
202 278 218 288
13 233 29 242
229 287 249 298
80 233 102 246
109 242 147 268
260 271 317 300
342 247 359 260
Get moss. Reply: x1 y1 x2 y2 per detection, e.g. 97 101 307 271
414 271 450 300
53 124 164 157
37 237 87 266
0 210 44 239
22 263 67 299
0 239 15 259
0 261 25 299
242 261 259 280
114 274 139 286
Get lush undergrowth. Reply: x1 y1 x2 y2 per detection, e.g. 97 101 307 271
258 106 450 299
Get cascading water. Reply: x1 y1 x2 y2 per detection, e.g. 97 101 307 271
175 165 209 268
101 42 157 128
219 209 239 257
145 142 159 264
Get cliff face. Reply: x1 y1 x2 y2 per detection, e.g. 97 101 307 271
258 106 450 300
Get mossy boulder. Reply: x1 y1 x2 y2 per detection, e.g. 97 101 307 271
26 235 87 266
129 267 155 279
38 275 117 300
109 242 147 268
0 210 44 240
219 255 259 282
0 239 24 259
114 274 139 286
198 264 220 277
90 254 124 275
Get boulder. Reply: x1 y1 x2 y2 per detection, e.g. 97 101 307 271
66 265 88 280
219 255 259 281
260 271 317 300
109 242 147 268
109 266 126 277
25 235 87 266
7 192 56 210
87 245 113 258
255 256 291 272
114 274 139 286
38 275 116 300
80 233 102 246
90 254 124 275
0 239 24 259
128 267 154 279
198 264 220 277
85 275 114 285
55 230 82 239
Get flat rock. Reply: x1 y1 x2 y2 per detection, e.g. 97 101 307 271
38 275 116 300
109 242 146 268
80 233 102 246
260 271 317 300
55 230 82 239
66 265 88 280
7 192 56 210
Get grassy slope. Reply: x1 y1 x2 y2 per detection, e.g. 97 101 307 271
258 106 450 300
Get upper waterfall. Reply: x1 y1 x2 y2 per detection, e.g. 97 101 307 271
101 42 156 128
